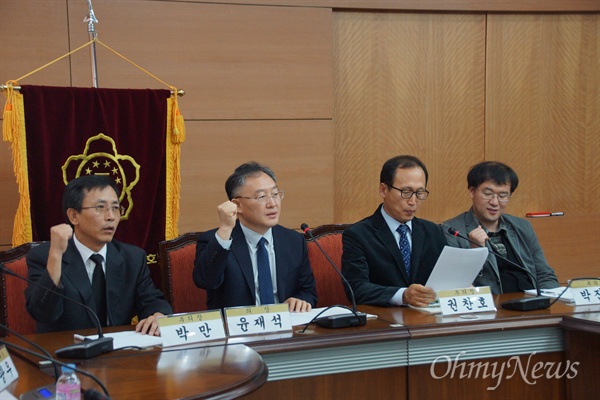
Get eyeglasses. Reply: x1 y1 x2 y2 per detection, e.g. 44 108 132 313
81 204 126 216
478 189 511 203
387 185 429 200
234 191 285 204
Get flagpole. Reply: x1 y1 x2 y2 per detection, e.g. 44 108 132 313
84 0 99 88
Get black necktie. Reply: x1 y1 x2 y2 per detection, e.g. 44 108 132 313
397 224 411 276
90 254 107 326
257 237 275 305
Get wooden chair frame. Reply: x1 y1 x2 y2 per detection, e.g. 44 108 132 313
0 242 44 336
158 232 206 313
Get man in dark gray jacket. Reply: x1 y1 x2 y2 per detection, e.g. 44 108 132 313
445 161 559 294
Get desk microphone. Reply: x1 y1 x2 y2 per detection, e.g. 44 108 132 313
301 224 367 328
0 264 113 358
445 226 551 311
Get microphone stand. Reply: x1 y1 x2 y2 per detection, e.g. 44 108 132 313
445 227 551 311
302 224 367 328
0 264 113 358
0 323 59 380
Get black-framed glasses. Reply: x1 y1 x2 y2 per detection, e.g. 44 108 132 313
81 204 126 216
234 191 285 204
478 189 511 203
387 185 429 200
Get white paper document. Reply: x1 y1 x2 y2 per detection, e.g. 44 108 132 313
425 246 489 291
74 331 163 349
525 287 574 303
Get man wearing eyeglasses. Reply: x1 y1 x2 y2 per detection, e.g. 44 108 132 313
26 175 173 334
444 161 558 294
193 161 317 311
342 155 447 307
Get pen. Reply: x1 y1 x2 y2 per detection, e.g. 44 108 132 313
526 212 564 218
526 212 550 218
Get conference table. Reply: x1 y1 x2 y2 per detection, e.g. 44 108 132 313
243 293 599 400
4 293 599 399
4 339 267 399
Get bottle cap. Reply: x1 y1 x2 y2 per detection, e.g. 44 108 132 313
61 363 76 373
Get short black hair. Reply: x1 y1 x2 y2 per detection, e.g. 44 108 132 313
467 161 519 193
225 162 277 200
63 175 120 221
380 155 429 187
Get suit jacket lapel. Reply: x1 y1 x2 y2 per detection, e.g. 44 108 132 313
272 227 289 302
466 210 500 281
504 225 529 275
105 242 125 324
230 224 256 295
372 208 408 281
61 240 94 307
409 218 424 281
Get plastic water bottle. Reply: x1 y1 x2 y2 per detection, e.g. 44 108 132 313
55 363 81 400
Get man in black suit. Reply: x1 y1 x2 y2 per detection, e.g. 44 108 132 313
193 162 317 311
342 155 447 307
26 175 172 334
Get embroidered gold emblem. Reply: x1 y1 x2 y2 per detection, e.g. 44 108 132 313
62 133 140 219
146 253 157 265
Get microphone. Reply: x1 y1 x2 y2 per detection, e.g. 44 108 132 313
0 340 111 398
301 223 367 328
445 226 551 311
0 264 113 358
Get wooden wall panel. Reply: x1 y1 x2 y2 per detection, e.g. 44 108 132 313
178 120 334 235
0 0 72 87
0 0 73 250
66 0 333 120
530 215 600 283
177 0 600 12
486 14 600 218
333 12 486 224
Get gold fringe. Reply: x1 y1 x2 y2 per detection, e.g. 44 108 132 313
2 81 33 246
165 89 186 240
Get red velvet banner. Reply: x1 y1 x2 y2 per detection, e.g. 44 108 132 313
20 85 171 282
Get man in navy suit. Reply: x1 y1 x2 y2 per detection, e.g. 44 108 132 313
26 175 172 334
342 155 447 307
193 162 317 311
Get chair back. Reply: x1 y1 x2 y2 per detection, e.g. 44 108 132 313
158 232 207 314
304 224 352 308
0 242 44 336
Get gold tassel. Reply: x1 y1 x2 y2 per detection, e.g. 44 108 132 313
2 81 18 142
165 89 186 240
169 86 186 144
2 81 33 246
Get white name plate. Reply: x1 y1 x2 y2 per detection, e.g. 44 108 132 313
0 345 18 392
159 310 227 347
570 279 600 305
438 286 496 316
225 304 292 337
